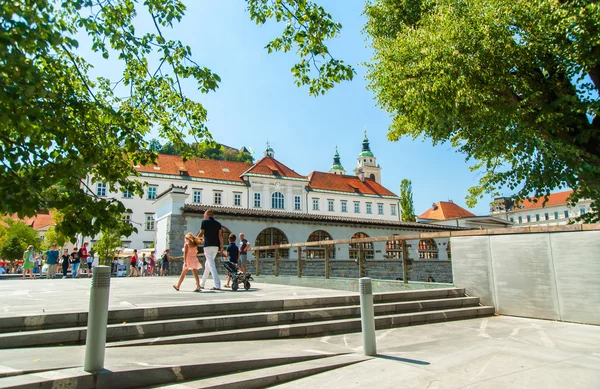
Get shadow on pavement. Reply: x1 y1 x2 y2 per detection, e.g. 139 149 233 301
375 354 430 365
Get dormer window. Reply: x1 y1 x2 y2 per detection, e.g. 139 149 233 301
222 168 230 173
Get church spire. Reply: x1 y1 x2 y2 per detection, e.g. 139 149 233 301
329 146 345 175
264 141 275 158
359 129 374 158
354 129 381 183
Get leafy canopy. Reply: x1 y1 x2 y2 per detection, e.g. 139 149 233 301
0 0 353 240
365 0 600 221
0 218 42 260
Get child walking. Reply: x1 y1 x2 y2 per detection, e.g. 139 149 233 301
173 233 203 292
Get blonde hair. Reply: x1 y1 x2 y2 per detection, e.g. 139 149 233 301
185 232 202 248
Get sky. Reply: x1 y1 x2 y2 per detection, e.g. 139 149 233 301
80 0 497 216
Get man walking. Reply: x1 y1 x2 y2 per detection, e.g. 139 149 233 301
45 243 59 279
238 233 250 274
197 210 222 290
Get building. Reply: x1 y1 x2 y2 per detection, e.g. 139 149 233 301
418 201 512 229
490 190 594 227
85 134 403 250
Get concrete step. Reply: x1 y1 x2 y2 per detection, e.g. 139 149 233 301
0 297 480 349
151 354 368 389
0 353 345 389
0 287 466 333
109 306 495 348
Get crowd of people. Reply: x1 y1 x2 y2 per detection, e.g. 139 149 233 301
0 210 249 286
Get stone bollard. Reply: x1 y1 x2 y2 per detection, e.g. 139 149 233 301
359 277 377 356
84 266 111 373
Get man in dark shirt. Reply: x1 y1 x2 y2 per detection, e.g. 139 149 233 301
71 249 80 279
197 210 223 290
224 234 239 288
45 243 59 279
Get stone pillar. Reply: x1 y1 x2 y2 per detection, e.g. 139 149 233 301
154 185 189 260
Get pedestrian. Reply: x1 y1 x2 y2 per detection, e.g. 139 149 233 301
223 234 239 288
238 233 250 274
35 253 42 275
128 249 139 277
61 248 70 279
70 249 80 278
45 243 59 279
197 210 223 291
173 233 203 292
148 251 156 276
140 253 147 276
160 249 170 276
78 242 91 278
22 245 36 279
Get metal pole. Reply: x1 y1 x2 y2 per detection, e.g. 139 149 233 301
402 242 409 284
297 247 302 278
274 247 279 277
359 277 377 356
84 266 111 373
325 245 330 279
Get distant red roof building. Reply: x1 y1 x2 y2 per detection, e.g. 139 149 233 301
517 190 573 210
6 212 54 230
242 157 305 179
308 172 397 197
418 201 475 220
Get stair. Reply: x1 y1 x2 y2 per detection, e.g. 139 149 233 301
0 288 494 349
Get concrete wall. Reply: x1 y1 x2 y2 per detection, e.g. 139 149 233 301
452 228 600 325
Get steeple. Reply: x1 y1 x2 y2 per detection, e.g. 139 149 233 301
329 146 346 175
354 129 382 183
264 141 275 158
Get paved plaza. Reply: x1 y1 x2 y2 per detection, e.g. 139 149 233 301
0 276 598 388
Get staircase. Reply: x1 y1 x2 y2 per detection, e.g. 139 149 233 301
0 288 494 349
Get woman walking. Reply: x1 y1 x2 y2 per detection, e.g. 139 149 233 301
128 249 139 277
148 251 156 276
173 233 203 292
22 245 35 279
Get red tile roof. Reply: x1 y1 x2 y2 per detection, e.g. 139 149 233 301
308 172 397 197
517 190 573 210
418 201 476 220
243 157 306 179
135 154 252 182
6 212 54 230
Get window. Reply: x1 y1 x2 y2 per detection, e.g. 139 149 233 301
234 193 241 206
255 228 289 258
147 186 157 200
564 210 569 218
193 190 202 203
510 217 514 223
349 232 374 259
122 188 132 199
272 192 284 209
385 238 405 259
123 213 131 223
143 242 154 249
418 239 439 259
328 199 334 212
313 198 319 211
354 201 360 213
535 214 540 222
554 211 559 220
341 201 347 213
294 196 301 210
526 215 531 223
544 213 549 221
145 214 155 231
97 183 107 197
214 191 222 205
306 230 334 259
366 203 372 214
518 216 522 223
580 208 586 216
254 193 261 208
377 203 384 215
391 204 397 216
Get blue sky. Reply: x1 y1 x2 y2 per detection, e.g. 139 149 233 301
82 0 496 216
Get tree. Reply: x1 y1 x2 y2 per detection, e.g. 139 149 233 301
41 211 71 250
0 219 42 260
365 0 600 222
400 179 416 222
94 228 123 266
1 0 352 240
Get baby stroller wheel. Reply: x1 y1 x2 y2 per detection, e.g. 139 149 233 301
232 282 239 291
244 281 251 290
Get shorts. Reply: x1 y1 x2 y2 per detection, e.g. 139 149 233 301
239 254 248 267
80 261 88 270
162 262 169 271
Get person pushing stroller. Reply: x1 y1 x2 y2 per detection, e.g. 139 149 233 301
223 233 252 290
223 233 238 288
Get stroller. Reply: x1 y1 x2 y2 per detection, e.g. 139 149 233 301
222 260 253 291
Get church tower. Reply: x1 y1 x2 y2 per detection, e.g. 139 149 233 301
354 131 382 183
264 141 275 158
329 146 346 175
